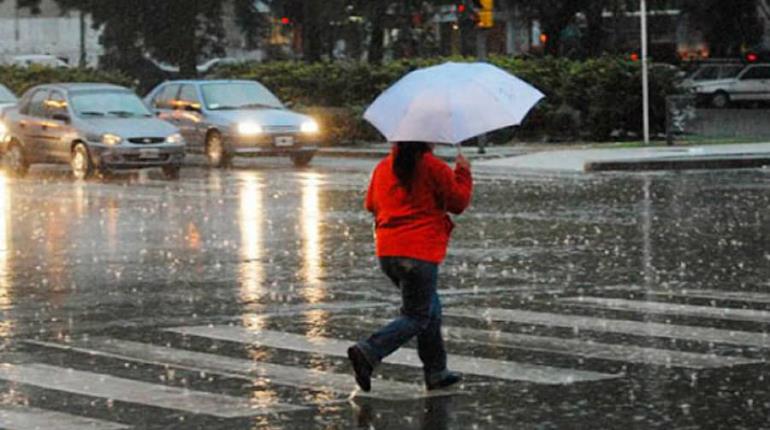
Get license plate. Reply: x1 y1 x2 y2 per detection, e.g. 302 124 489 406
275 136 294 147
138 148 160 159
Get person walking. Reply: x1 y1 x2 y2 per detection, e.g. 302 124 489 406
348 141 473 392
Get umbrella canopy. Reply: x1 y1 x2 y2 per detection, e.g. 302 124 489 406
364 62 545 145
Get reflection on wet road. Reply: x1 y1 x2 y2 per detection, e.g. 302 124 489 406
0 160 768 429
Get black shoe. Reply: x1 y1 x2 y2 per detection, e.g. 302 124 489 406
347 345 373 392
426 371 462 391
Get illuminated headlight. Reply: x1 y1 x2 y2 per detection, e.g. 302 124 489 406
166 133 184 144
301 120 319 134
101 133 123 146
237 122 263 135
0 122 7 138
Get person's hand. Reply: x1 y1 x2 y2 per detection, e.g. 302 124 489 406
456 153 470 170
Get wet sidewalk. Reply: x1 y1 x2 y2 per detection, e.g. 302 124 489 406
476 142 770 173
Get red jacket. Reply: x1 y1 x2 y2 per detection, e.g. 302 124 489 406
365 148 473 263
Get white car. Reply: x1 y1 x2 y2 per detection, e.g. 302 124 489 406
684 63 770 108
6 54 71 68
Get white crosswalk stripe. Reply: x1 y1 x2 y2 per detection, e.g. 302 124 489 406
560 296 770 324
0 363 306 418
0 404 129 430
444 306 770 348
440 325 761 369
24 338 444 401
165 326 622 384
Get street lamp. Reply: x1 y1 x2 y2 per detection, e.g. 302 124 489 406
640 0 650 144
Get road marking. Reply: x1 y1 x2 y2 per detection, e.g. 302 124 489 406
444 307 770 349
0 404 129 430
25 338 443 401
645 289 770 305
439 325 760 369
560 296 770 324
165 326 621 385
0 363 305 418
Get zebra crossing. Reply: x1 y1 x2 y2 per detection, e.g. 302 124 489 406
1 288 768 428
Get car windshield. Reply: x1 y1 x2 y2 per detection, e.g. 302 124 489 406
689 64 743 80
70 89 152 118
0 85 16 103
201 82 283 110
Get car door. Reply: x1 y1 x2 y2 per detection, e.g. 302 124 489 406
733 65 770 102
40 90 73 162
149 83 181 125
15 89 49 162
175 84 205 150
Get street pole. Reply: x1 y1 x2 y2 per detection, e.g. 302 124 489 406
476 28 487 154
640 0 650 144
79 10 87 68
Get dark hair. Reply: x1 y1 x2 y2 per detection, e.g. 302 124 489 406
392 142 431 190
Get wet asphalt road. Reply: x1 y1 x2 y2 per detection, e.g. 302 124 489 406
0 157 769 429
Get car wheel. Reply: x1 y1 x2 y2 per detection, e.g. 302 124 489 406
162 165 181 180
71 143 94 180
711 91 730 109
206 131 231 168
4 142 29 177
290 152 314 167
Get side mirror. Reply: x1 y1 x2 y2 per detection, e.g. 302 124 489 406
52 113 70 123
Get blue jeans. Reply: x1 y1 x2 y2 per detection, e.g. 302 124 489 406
357 257 448 381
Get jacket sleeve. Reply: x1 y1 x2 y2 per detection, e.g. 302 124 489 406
364 169 376 213
432 158 473 214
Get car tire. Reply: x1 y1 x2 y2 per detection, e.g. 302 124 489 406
205 131 231 168
71 143 94 180
4 142 29 177
162 165 181 180
290 152 314 167
711 91 730 109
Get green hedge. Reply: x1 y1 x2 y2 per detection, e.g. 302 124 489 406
212 56 684 144
0 65 133 97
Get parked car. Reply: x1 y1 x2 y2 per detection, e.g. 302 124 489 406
682 62 770 108
144 80 319 167
0 83 185 179
5 54 71 68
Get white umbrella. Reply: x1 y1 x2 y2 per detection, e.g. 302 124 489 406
363 61 545 145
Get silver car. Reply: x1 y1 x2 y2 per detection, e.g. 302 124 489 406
1 83 185 179
144 80 319 167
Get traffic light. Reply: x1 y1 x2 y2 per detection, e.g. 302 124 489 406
745 51 759 63
477 0 493 28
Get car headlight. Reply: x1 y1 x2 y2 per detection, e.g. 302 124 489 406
166 133 184 144
102 133 123 146
301 120 319 134
0 122 7 137
237 122 263 135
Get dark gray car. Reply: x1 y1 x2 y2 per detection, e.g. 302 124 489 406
144 80 319 167
1 83 186 179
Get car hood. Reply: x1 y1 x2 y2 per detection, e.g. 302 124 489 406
78 117 178 138
207 108 312 127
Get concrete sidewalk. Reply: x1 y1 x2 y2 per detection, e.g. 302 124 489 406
318 143 529 162
476 142 770 173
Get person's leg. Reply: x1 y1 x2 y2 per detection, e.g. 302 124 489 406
417 286 447 379
357 258 435 365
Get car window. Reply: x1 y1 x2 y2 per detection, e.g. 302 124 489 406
200 82 283 110
25 89 49 117
71 89 152 118
152 84 181 110
45 91 69 119
741 66 770 80
178 85 201 106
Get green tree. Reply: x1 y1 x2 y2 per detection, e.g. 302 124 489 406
21 0 266 78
